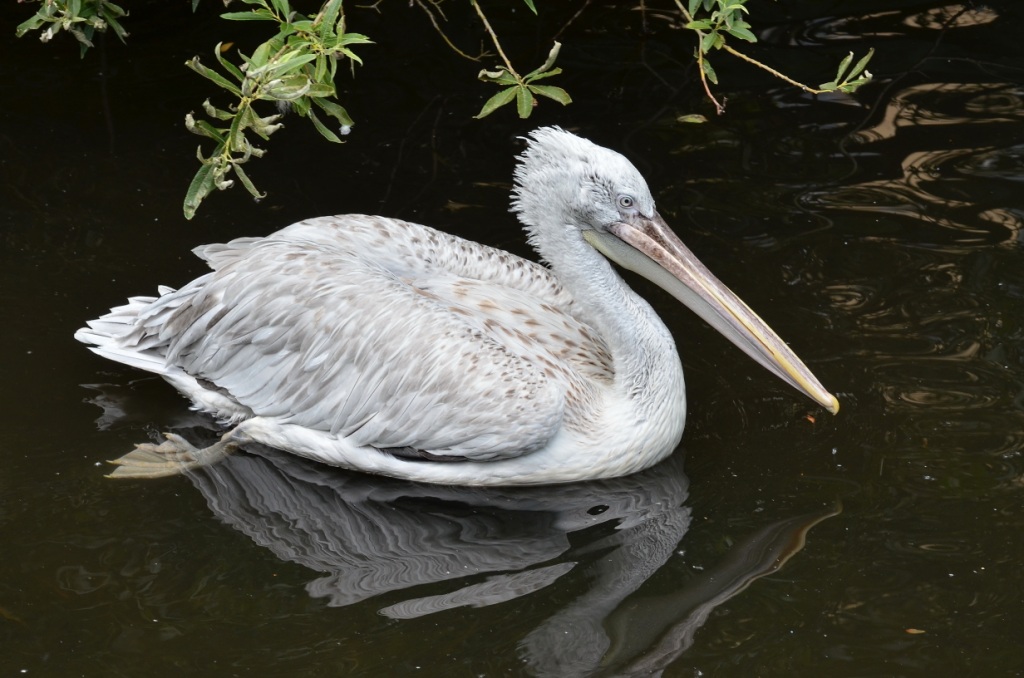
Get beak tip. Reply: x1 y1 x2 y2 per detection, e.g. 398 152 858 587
824 395 840 415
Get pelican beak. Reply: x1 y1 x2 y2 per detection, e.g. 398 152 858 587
583 212 839 414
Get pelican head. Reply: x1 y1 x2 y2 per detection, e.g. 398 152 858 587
512 126 839 415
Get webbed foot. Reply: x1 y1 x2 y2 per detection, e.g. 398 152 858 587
106 432 237 479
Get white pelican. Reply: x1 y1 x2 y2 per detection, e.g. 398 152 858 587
76 127 838 485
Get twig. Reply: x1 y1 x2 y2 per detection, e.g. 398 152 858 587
414 0 482 62
723 44 820 94
470 0 519 78
696 50 726 114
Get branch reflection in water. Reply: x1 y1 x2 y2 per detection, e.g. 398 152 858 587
181 433 836 676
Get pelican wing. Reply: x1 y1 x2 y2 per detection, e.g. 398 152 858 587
117 216 612 461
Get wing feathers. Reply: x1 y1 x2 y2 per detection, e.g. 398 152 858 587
78 216 612 462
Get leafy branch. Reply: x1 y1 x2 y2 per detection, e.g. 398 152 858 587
16 0 127 55
181 0 368 218
15 0 878 216
470 0 571 119
677 0 874 114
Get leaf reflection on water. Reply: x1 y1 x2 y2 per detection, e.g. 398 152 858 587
165 433 838 676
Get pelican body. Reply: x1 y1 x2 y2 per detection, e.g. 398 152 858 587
76 128 837 485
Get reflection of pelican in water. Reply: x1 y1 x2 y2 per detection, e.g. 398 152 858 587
77 127 837 485
168 430 838 676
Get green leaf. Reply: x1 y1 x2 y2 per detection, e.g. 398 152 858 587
15 14 46 38
303 82 336 98
528 84 571 106
313 98 355 128
232 162 266 200
721 3 749 15
220 10 276 21
186 56 243 96
227 104 253 149
701 57 718 84
847 48 875 80
338 32 373 46
308 109 344 143
183 159 217 220
249 41 275 69
521 0 537 14
102 12 129 42
201 99 234 121
264 52 317 80
700 31 719 53
834 51 854 80
474 86 517 119
688 0 701 16
338 47 364 66
516 86 534 119
70 26 95 50
525 67 562 83
725 25 756 42
318 0 344 41
685 20 713 30
213 43 245 82
268 0 292 17
103 3 127 19
185 114 227 141
534 41 562 75
478 68 519 86
677 113 708 124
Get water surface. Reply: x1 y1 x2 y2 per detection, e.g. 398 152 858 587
3 1 1024 675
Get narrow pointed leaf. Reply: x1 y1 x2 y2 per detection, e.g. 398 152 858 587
319 0 343 40
186 57 243 96
183 160 217 220
313 98 355 127
221 11 277 21
702 57 718 84
677 113 709 123
308 109 344 143
213 43 245 82
726 26 756 42
475 86 518 119
528 84 572 106
525 67 562 83
516 86 534 119
834 52 854 81
232 163 267 200
15 15 46 37
478 69 519 86
701 31 719 53
535 41 562 75
847 48 875 80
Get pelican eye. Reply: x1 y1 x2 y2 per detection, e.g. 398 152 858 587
617 195 635 210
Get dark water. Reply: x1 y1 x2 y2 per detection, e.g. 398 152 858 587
3 1 1024 675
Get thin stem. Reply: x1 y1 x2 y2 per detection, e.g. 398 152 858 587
415 0 482 62
470 0 520 79
696 49 726 115
722 44 822 94
673 0 693 22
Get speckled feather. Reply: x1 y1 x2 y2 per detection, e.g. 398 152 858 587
89 215 614 461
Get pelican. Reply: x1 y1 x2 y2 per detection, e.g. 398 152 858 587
76 127 838 485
